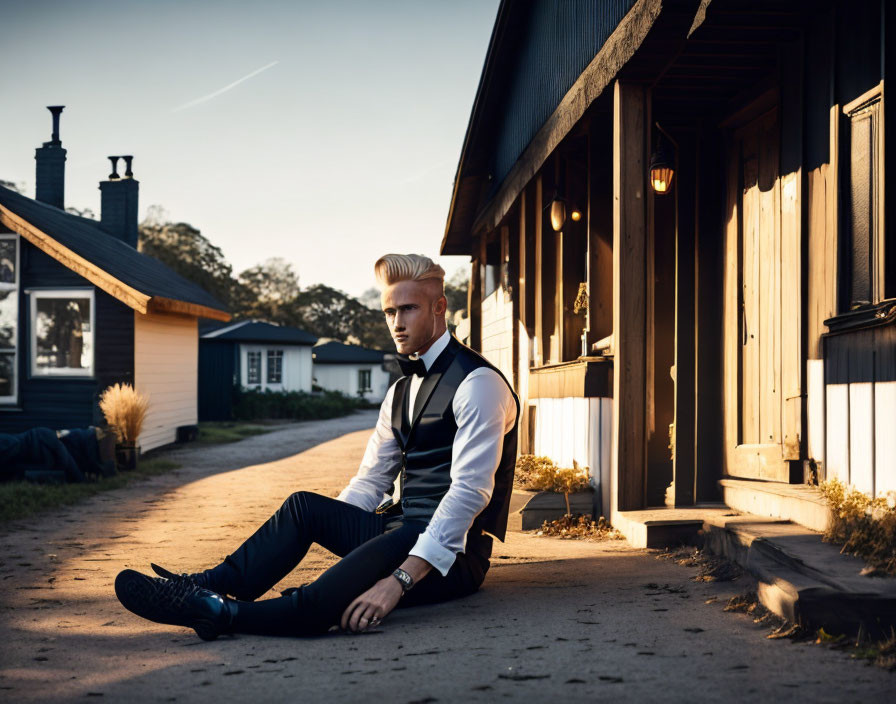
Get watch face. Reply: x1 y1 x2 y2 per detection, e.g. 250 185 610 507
394 569 412 590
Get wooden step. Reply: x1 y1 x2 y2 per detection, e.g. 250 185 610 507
612 506 736 548
702 515 896 637
720 478 830 532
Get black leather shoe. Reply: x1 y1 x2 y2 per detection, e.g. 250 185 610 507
115 569 236 641
150 562 205 586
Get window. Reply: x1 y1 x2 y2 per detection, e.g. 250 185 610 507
266 349 283 384
0 235 18 403
841 88 884 310
358 368 372 392
30 289 94 376
247 350 261 385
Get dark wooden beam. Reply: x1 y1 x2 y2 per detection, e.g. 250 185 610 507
612 80 648 513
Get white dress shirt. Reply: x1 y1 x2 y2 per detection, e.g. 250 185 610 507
337 329 517 576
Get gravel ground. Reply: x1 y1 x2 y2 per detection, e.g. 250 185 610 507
0 410 892 703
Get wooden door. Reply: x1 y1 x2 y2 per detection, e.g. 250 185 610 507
723 106 796 481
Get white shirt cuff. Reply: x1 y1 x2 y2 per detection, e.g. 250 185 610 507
408 531 457 577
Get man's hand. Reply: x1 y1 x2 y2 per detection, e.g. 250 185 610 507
340 556 434 632
340 576 403 632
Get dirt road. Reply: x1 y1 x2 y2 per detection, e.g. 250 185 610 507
0 412 890 702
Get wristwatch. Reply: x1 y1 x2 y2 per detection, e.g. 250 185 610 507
391 568 414 593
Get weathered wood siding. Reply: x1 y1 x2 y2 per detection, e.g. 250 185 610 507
480 288 514 383
134 311 197 452
531 396 612 519
824 326 896 495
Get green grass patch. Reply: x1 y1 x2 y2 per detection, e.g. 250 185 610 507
0 457 181 525
197 422 274 445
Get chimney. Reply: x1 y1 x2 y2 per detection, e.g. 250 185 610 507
34 106 67 209
99 155 139 248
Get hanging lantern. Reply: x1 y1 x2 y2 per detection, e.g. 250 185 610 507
649 134 675 195
550 198 566 232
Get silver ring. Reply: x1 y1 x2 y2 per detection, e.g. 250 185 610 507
369 617 381 627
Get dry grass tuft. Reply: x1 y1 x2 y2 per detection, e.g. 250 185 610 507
536 514 624 541
657 546 744 582
99 383 149 446
820 478 896 576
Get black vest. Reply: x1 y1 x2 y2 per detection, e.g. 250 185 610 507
391 335 520 541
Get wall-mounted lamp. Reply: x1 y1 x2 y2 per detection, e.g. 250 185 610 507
649 125 677 195
550 197 566 231
548 196 582 231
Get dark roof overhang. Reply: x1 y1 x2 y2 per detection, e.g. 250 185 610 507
442 0 666 255
0 185 231 321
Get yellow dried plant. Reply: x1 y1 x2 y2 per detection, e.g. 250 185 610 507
820 478 896 575
99 383 149 446
514 454 590 516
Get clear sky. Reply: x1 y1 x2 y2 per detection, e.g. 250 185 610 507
0 0 498 296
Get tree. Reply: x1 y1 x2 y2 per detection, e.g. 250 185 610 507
138 206 237 307
234 258 301 324
358 287 382 311
66 206 96 220
296 284 393 350
444 268 469 327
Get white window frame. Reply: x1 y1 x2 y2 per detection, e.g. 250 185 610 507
266 349 284 384
29 288 95 377
246 349 262 386
358 367 372 393
0 233 19 404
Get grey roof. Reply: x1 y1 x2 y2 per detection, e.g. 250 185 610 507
312 340 387 364
0 184 228 315
202 320 317 345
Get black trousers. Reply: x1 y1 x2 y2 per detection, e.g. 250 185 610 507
205 491 492 636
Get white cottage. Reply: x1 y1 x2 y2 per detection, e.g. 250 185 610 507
312 341 392 404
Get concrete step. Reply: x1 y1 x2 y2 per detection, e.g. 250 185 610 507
720 478 829 532
612 506 738 548
702 514 896 637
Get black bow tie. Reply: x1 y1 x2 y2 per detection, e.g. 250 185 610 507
397 355 427 378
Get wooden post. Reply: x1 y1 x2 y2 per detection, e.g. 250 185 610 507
674 129 696 506
519 190 528 335
588 111 614 343
469 234 482 351
516 193 529 454
611 80 648 513
534 175 544 366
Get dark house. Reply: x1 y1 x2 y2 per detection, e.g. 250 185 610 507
444 0 894 541
198 320 317 421
0 107 230 451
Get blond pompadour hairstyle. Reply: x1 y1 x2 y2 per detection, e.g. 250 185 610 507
374 253 445 289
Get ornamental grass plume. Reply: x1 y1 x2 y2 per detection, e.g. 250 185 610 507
99 383 149 446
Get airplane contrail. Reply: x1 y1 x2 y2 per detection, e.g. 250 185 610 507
170 60 279 113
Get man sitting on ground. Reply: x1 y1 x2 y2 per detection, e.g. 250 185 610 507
115 253 519 638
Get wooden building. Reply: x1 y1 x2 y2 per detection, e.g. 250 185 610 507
443 0 894 540
198 320 317 421
0 108 230 451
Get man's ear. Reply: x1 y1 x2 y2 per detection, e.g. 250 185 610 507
433 295 448 316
